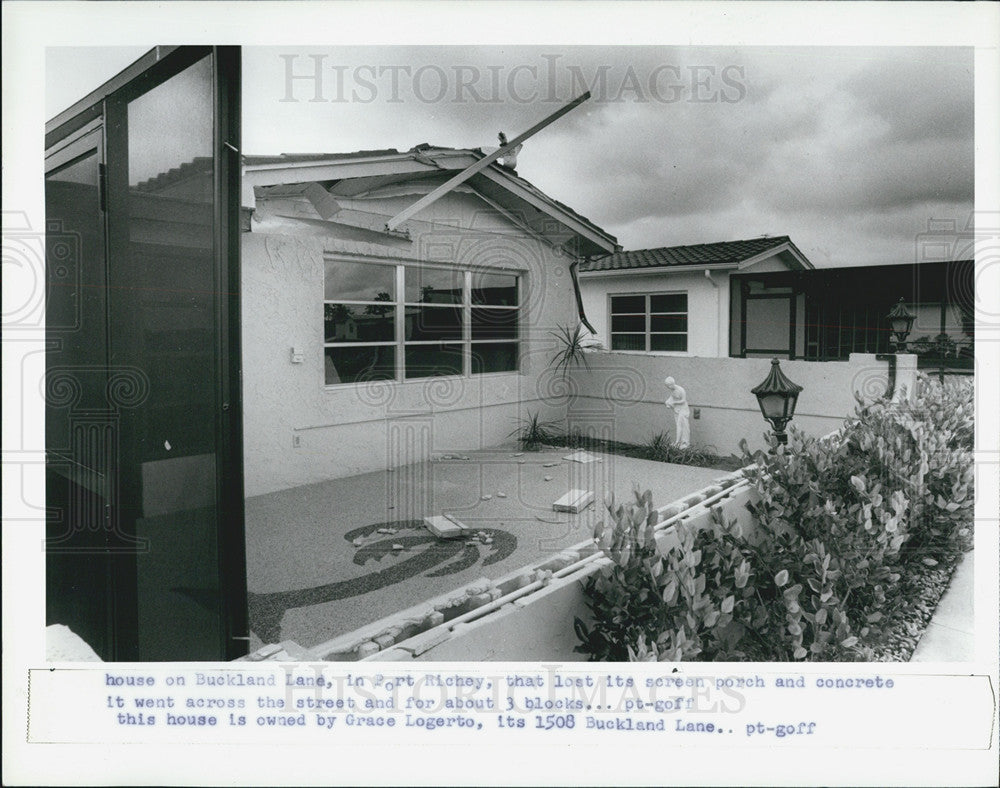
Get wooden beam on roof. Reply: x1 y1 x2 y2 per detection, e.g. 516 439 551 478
384 92 591 232
329 172 419 197
271 209 411 241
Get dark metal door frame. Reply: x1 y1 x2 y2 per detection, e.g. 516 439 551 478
739 288 796 359
45 46 247 661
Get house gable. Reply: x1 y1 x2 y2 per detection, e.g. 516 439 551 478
243 147 619 258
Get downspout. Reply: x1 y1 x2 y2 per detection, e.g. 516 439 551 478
704 269 723 357
570 258 597 335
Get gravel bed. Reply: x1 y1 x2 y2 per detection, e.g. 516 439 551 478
865 558 962 662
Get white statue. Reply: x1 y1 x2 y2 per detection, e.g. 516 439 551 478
664 377 691 449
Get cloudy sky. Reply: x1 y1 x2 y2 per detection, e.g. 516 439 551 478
48 45 974 268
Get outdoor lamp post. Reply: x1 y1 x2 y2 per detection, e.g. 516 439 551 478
887 297 916 351
751 358 803 445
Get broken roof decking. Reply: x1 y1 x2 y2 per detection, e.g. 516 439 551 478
580 235 814 273
242 145 620 257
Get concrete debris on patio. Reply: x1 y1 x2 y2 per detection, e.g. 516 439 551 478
245 446 720 648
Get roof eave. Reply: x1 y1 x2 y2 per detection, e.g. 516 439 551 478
578 261 739 277
244 150 619 255
474 166 618 255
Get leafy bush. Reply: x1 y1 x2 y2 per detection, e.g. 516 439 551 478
740 422 909 644
574 490 664 661
892 375 974 568
577 373 973 662
579 499 863 663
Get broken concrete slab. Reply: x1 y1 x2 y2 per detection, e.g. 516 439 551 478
424 514 468 539
553 489 595 513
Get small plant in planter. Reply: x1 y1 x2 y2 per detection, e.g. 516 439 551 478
508 412 560 451
643 432 720 467
644 431 671 462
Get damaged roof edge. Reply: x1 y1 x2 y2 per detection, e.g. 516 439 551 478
243 146 620 255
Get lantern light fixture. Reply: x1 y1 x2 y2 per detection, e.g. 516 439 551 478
887 297 916 351
751 358 803 445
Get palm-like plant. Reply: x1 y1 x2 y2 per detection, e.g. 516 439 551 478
508 412 560 451
550 323 595 378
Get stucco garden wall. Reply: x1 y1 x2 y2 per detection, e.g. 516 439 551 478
240 191 581 497
360 474 758 662
563 351 914 456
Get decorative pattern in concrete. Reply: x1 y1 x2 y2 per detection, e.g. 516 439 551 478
245 446 723 647
248 520 517 643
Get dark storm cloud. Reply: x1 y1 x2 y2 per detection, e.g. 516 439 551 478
240 45 974 267
844 48 974 144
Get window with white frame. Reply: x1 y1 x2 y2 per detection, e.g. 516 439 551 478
323 257 520 385
609 292 687 352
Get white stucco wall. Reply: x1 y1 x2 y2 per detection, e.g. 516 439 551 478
565 351 895 455
240 189 581 497
579 269 731 358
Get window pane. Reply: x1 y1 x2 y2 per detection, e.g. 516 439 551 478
324 303 394 342
46 141 111 658
406 305 463 341
405 343 464 378
471 342 519 374
651 314 688 332
651 334 687 351
611 334 645 351
471 307 518 340
650 294 686 313
324 259 395 302
405 266 463 304
745 297 791 351
325 345 395 384
472 272 518 306
611 314 645 332
611 295 645 314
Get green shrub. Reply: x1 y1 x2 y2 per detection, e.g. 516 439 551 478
740 422 909 639
577 374 973 662
893 375 974 568
580 500 864 663
634 507 863 663
574 489 664 661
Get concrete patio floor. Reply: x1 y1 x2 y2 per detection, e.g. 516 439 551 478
245 445 722 648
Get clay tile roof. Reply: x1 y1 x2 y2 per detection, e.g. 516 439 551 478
580 235 793 272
